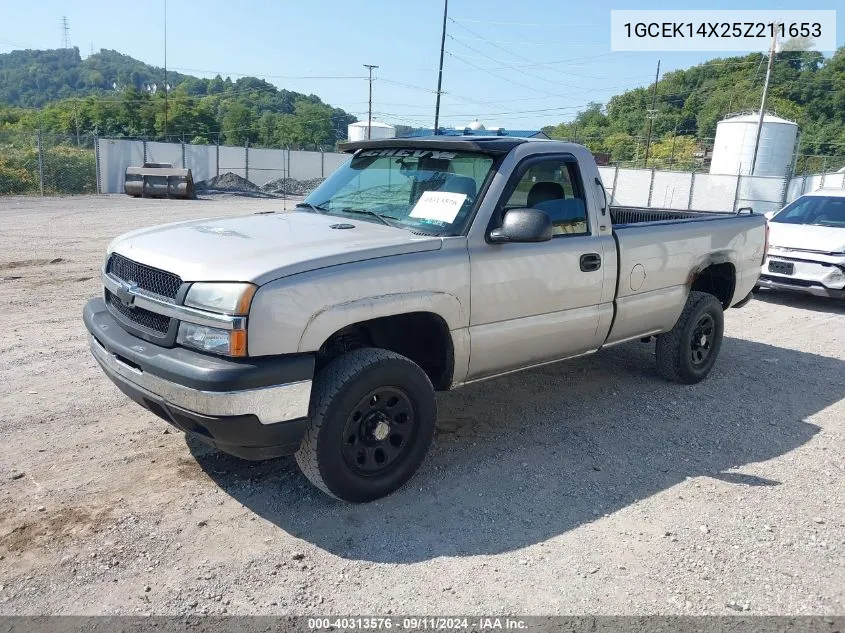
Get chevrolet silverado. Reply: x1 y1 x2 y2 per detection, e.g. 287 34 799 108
83 137 768 502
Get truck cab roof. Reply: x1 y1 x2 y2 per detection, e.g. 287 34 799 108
339 135 554 155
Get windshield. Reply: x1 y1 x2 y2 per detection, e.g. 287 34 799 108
772 195 845 228
300 148 495 234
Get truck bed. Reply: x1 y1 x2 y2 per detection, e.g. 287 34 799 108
611 206 753 226
603 206 767 345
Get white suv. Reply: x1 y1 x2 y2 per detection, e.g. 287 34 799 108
759 189 845 299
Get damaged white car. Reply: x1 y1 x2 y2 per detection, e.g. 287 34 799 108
759 189 845 299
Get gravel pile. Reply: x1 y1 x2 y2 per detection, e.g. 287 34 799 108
195 172 261 193
261 177 324 196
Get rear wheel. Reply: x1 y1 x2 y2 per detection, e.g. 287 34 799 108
295 348 436 502
655 291 724 384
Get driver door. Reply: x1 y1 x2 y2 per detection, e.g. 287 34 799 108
467 155 609 380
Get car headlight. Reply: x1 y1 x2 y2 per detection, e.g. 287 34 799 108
177 323 247 357
184 282 256 315
180 283 255 356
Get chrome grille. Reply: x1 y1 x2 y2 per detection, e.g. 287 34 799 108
106 253 182 300
106 289 170 334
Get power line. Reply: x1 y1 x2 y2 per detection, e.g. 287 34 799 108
448 19 633 91
439 53 653 81
377 78 439 94
446 50 569 98
447 42 583 90
446 49 664 98
451 35 602 47
451 17 597 27
170 66 368 80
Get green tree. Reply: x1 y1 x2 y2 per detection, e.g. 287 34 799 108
220 102 256 145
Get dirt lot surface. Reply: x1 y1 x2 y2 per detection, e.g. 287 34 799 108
0 195 843 616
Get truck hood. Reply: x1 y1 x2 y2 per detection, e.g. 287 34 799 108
768 222 845 256
108 211 442 284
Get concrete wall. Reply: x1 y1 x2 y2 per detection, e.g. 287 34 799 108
247 148 286 187
97 139 348 194
651 172 692 209
97 139 844 209
98 139 144 194
598 165 843 213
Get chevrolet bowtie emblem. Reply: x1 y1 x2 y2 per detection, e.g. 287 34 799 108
114 281 138 307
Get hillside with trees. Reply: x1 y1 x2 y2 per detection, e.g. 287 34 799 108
0 47 357 149
542 46 845 171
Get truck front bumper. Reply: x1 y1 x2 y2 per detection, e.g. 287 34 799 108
83 298 315 460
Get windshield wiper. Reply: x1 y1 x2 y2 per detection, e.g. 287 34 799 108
295 202 331 214
340 208 402 227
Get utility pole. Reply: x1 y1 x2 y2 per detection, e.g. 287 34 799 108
433 0 448 134
669 121 678 167
163 0 168 141
61 16 70 49
750 29 778 176
363 64 379 139
643 59 660 168
73 101 81 147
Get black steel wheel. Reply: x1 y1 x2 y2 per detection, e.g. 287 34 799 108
655 291 724 384
689 313 715 367
341 387 416 476
295 348 436 502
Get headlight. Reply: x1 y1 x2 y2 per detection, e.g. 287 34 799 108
177 323 247 357
184 282 256 315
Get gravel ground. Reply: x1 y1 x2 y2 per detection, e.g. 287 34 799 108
0 195 843 616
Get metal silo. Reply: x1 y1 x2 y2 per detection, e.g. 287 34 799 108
709 113 799 178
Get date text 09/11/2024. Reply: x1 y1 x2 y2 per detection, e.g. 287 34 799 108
307 617 529 630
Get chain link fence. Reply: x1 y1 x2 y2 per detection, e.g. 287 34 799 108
0 131 98 196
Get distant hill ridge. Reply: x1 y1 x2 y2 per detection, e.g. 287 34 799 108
0 48 194 107
0 47 356 149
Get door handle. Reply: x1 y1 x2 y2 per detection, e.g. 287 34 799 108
580 253 601 272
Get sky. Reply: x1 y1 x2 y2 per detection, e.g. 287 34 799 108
1 0 843 130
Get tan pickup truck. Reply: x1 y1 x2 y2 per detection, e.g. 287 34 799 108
84 137 768 501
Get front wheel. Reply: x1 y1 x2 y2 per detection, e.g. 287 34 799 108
295 348 436 502
655 291 725 384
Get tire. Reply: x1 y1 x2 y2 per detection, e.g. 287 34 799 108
655 291 724 384
295 348 436 502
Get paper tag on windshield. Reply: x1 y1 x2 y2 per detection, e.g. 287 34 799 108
409 191 467 224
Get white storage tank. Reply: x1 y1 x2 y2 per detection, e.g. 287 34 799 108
709 113 799 178
347 120 396 142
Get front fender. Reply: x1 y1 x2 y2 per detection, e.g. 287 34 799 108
297 290 466 353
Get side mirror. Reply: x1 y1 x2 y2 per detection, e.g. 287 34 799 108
489 208 553 244
764 210 776 220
